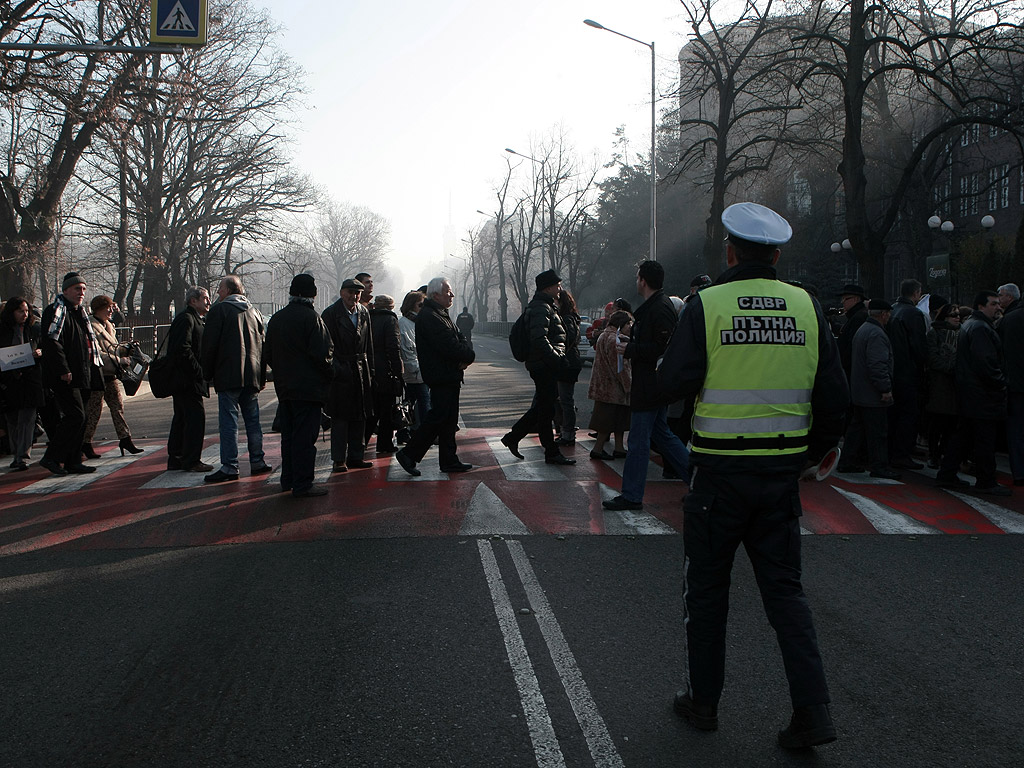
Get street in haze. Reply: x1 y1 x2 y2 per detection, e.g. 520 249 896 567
1 334 1022 767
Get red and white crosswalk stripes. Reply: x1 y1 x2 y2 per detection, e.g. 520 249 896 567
1 428 1021 556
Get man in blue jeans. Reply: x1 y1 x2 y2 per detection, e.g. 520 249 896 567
603 260 689 510
200 275 273 483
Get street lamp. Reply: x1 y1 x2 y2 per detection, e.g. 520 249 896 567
505 147 553 270
584 18 657 261
830 238 858 284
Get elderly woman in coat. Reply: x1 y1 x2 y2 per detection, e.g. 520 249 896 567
0 297 45 470
587 310 633 460
367 294 404 454
82 295 142 458
397 290 429 444
322 278 375 472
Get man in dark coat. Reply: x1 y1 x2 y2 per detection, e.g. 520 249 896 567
367 294 404 454
455 306 475 345
603 260 689 510
844 300 899 479
266 274 333 497
38 272 103 475
166 286 212 472
201 275 271 483
322 278 375 472
886 278 928 469
937 290 1011 495
997 283 1023 485
500 269 575 466
835 284 869 380
396 276 476 476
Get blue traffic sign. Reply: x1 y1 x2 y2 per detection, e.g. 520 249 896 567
150 0 207 45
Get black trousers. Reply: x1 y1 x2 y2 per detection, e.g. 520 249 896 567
404 383 461 467
682 468 829 709
330 418 366 463
888 379 920 462
940 416 999 488
844 405 890 472
42 383 86 467
279 400 322 493
168 391 206 467
508 369 558 457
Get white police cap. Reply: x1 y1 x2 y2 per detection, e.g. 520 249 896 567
722 202 792 245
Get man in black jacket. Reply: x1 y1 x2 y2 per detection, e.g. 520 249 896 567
603 260 689 510
997 283 1023 485
396 276 476 476
200 275 271 483
266 274 333 497
38 272 103 475
937 290 1011 495
887 278 928 469
166 286 212 472
500 269 575 466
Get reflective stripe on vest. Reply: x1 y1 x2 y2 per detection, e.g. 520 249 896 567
692 278 819 456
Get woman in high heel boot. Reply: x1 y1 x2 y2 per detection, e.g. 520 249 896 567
83 296 142 457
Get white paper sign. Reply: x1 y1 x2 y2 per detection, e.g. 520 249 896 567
0 343 34 372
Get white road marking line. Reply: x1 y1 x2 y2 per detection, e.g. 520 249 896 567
16 447 152 494
487 437 568 482
597 483 677 535
946 491 1024 534
141 445 222 488
459 482 530 536
833 487 940 534
831 470 903 485
385 452 450 481
477 540 566 768
507 540 625 768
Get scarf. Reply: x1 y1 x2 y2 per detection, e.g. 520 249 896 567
48 294 103 369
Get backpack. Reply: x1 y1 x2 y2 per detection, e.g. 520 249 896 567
509 312 529 362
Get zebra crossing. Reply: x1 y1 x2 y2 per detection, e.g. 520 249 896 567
1 429 1021 556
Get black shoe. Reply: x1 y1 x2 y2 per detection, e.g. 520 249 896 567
869 468 902 480
891 458 924 470
166 459 182 471
396 449 420 477
545 454 576 466
66 464 97 474
81 442 101 460
376 444 398 455
346 459 373 469
673 692 718 731
332 461 348 473
119 437 143 456
39 458 67 476
204 470 238 483
612 450 628 459
11 461 28 472
603 495 642 510
975 484 1012 497
501 433 524 460
292 484 329 498
440 462 473 473
554 436 575 446
184 461 214 472
936 473 969 488
590 450 614 461
250 464 274 475
778 704 837 749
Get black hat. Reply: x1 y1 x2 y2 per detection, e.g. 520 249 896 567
62 272 86 291
289 273 316 298
868 299 892 311
690 274 712 289
535 269 561 291
840 284 866 298
341 278 365 292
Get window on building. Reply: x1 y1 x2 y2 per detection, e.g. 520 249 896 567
1001 164 1010 208
989 168 999 211
970 174 979 215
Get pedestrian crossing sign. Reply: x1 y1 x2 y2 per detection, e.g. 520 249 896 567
150 0 207 45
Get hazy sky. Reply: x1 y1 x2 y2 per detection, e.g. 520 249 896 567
259 0 690 296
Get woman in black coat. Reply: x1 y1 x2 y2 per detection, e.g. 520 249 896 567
554 289 584 445
367 294 404 454
924 304 960 468
0 298 45 470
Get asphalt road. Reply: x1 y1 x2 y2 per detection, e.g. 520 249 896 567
2 333 1022 768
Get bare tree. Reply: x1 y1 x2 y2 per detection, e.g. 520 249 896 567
302 198 391 290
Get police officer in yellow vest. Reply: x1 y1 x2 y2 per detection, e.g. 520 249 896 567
658 202 849 749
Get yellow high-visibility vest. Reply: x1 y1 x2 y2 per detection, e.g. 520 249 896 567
692 278 818 455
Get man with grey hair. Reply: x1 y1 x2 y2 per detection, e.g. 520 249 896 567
201 275 272 483
997 282 1020 313
396 277 475 476
166 285 212 472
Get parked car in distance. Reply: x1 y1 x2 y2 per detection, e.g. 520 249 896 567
578 320 595 366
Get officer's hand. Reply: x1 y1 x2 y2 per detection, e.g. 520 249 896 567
60 372 72 383
880 391 894 404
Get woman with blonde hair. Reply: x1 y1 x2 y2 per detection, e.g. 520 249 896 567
83 295 142 457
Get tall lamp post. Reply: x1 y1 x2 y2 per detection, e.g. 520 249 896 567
584 18 657 261
505 147 554 270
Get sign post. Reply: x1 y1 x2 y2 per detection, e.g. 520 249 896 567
150 0 208 46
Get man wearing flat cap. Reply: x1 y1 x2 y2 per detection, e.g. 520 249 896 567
38 271 104 475
266 274 334 497
322 278 375 472
659 202 849 749
499 269 575 466
836 283 869 380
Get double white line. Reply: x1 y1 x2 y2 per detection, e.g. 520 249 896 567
477 539 624 768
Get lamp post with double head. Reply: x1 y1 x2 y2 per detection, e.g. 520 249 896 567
505 148 555 271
